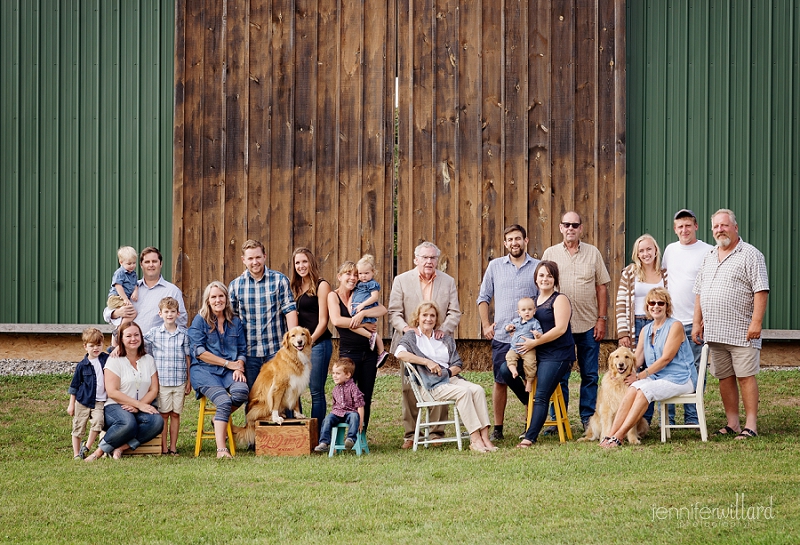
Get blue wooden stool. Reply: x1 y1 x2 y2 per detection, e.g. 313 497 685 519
328 423 369 457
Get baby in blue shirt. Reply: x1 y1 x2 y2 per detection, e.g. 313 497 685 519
505 297 543 393
351 254 388 367
107 246 139 317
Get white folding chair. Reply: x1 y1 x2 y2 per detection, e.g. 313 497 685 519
660 344 709 442
403 361 464 451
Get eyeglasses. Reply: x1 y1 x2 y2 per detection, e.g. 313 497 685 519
416 255 438 261
561 222 581 229
647 301 666 307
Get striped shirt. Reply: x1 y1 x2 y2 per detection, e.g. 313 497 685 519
476 254 540 344
229 269 297 359
103 276 188 334
144 325 190 386
693 240 769 349
541 242 611 334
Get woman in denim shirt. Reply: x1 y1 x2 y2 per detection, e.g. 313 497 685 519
189 281 249 458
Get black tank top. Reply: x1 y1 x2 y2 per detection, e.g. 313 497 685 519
296 280 333 342
336 294 370 353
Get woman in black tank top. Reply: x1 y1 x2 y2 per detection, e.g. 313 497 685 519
327 260 388 431
291 248 333 430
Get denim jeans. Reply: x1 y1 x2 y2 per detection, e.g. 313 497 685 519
524 359 574 442
558 328 599 424
491 339 529 406
99 402 163 454
319 411 360 445
309 339 333 431
666 324 703 425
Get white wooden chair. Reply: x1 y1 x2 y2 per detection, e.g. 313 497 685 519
402 361 464 451
660 344 709 442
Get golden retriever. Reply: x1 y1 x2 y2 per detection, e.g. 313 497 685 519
233 327 313 447
578 347 650 444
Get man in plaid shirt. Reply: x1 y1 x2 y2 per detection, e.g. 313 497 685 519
693 209 769 440
228 239 298 390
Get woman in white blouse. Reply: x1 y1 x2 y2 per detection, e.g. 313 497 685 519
394 301 496 452
85 322 162 461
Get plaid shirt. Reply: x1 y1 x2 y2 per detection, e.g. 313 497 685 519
331 378 365 417
143 325 190 386
229 269 297 359
693 239 769 348
541 242 611 334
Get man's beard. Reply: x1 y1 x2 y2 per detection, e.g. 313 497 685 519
509 246 524 258
715 235 731 248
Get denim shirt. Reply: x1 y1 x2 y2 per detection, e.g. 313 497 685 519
68 352 108 408
643 317 697 387
188 314 246 374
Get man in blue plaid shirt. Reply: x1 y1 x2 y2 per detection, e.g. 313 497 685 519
229 239 298 390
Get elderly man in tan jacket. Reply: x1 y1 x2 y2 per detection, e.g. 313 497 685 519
388 241 462 449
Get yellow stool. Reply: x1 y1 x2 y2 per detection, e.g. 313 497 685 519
525 378 573 443
194 396 236 456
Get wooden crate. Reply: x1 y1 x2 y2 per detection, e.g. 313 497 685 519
123 434 162 456
255 419 318 456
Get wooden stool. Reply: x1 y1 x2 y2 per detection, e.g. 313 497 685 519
122 434 162 456
525 378 573 443
328 424 369 457
194 397 236 456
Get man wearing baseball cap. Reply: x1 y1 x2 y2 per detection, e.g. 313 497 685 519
661 209 712 425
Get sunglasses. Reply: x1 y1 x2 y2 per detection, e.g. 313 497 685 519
648 301 666 307
561 222 581 229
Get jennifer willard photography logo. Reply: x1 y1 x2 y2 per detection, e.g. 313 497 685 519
651 493 775 528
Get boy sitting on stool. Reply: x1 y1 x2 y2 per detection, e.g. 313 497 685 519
314 358 365 452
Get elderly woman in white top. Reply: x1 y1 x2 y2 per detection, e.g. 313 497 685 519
394 301 496 452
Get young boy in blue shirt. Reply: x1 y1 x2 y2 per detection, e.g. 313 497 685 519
67 327 108 459
144 296 191 455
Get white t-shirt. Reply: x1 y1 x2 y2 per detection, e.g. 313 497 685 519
662 239 713 325
634 280 664 315
104 354 157 405
89 358 108 401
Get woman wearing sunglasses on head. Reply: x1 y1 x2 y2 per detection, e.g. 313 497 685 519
599 287 697 448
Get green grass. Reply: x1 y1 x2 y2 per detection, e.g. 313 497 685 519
1 370 799 544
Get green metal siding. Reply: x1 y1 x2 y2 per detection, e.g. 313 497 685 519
0 0 175 324
627 0 799 331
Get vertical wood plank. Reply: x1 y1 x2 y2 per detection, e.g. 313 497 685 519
363 0 390 320
172 0 187 288
224 0 250 278
408 0 434 266
201 0 225 287
292 0 317 252
248 0 273 252
597 0 618 337
314 0 338 279
433 0 458 278
480 0 503 264
574 0 597 242
457 0 482 336
383 0 398 288
550 0 575 241
338 0 364 261
396 0 413 272
613 0 627 310
181 0 206 312
503 0 528 230
528 0 552 256
269 0 295 274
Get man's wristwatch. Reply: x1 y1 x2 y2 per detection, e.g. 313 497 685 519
598 316 608 321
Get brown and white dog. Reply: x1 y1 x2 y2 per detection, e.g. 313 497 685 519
578 346 650 444
233 326 313 447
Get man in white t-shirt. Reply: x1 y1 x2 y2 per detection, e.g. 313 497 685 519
661 209 712 425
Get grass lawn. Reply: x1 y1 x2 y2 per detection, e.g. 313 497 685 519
0 369 798 544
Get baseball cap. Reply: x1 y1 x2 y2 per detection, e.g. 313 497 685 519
673 209 697 220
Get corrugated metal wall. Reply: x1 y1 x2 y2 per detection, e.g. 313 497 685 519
0 0 175 324
626 0 799 330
